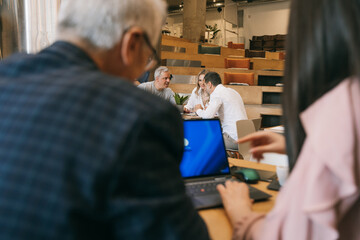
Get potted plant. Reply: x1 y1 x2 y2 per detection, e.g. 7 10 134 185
174 93 189 112
205 24 221 43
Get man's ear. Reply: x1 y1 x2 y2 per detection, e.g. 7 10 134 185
119 28 143 66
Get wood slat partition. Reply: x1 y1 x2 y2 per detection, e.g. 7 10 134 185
162 35 192 43
167 66 284 86
245 104 282 119
167 67 204 76
227 85 263 104
169 83 197 94
161 36 284 71
161 52 226 68
162 53 285 70
257 70 284 78
221 47 245 58
161 35 245 58
250 58 285 70
161 39 198 55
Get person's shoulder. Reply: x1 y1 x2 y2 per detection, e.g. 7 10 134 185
191 87 198 94
0 52 39 75
125 81 177 110
137 81 155 92
135 89 181 124
92 76 179 119
165 87 175 94
137 81 152 88
226 86 241 95
211 84 224 95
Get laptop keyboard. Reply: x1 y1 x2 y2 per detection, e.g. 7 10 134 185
186 180 264 197
186 180 226 196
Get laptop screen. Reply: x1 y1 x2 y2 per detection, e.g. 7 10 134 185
180 119 230 178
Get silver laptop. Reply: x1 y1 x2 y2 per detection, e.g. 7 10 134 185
180 119 271 210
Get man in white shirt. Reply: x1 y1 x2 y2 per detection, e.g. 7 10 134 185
195 72 248 150
138 66 176 104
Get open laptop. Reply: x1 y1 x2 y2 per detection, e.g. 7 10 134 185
180 119 271 210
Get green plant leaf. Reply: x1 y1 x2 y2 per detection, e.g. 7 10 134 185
174 93 189 105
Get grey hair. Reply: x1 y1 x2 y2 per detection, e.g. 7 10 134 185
57 0 167 50
154 66 170 79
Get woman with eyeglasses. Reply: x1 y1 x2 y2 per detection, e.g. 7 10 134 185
217 0 360 239
184 69 210 113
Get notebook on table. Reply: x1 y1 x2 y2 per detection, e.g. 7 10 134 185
180 119 271 210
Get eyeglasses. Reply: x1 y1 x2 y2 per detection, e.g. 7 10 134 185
142 32 161 71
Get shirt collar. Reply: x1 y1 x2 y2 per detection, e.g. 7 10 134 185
41 41 99 70
300 77 360 189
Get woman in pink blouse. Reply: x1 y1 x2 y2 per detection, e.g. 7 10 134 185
217 0 360 239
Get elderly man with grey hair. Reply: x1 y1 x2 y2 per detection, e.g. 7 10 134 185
0 0 209 239
138 66 176 104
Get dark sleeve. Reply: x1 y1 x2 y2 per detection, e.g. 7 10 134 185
108 103 210 240
137 71 150 83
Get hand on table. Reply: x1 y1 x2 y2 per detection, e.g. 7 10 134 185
194 104 203 111
237 131 286 160
217 181 253 227
183 106 192 113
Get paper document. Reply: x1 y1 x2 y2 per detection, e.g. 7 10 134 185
264 125 284 134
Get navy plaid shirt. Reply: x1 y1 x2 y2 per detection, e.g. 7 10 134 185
0 42 209 240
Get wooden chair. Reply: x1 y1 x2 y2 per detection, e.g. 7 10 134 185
236 119 256 160
251 117 262 131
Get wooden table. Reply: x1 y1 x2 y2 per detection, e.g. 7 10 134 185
198 158 278 240
181 113 201 120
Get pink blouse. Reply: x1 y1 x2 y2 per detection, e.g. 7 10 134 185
233 78 360 240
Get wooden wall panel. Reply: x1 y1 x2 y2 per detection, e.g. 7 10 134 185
161 52 225 68
166 67 284 86
161 39 198 54
162 35 192 43
250 59 285 70
221 47 245 58
245 104 283 119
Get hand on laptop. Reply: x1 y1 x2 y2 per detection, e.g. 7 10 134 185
217 181 253 227
237 131 286 160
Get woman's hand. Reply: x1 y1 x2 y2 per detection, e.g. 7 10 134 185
183 106 191 113
217 181 253 226
194 104 203 111
238 131 286 160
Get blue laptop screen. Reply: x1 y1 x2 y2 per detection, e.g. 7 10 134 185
180 119 230 178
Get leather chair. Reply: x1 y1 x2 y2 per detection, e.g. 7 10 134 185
228 41 245 49
224 72 255 85
224 58 250 69
236 119 256 160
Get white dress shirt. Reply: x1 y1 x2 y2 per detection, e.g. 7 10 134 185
196 84 247 140
184 87 208 111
